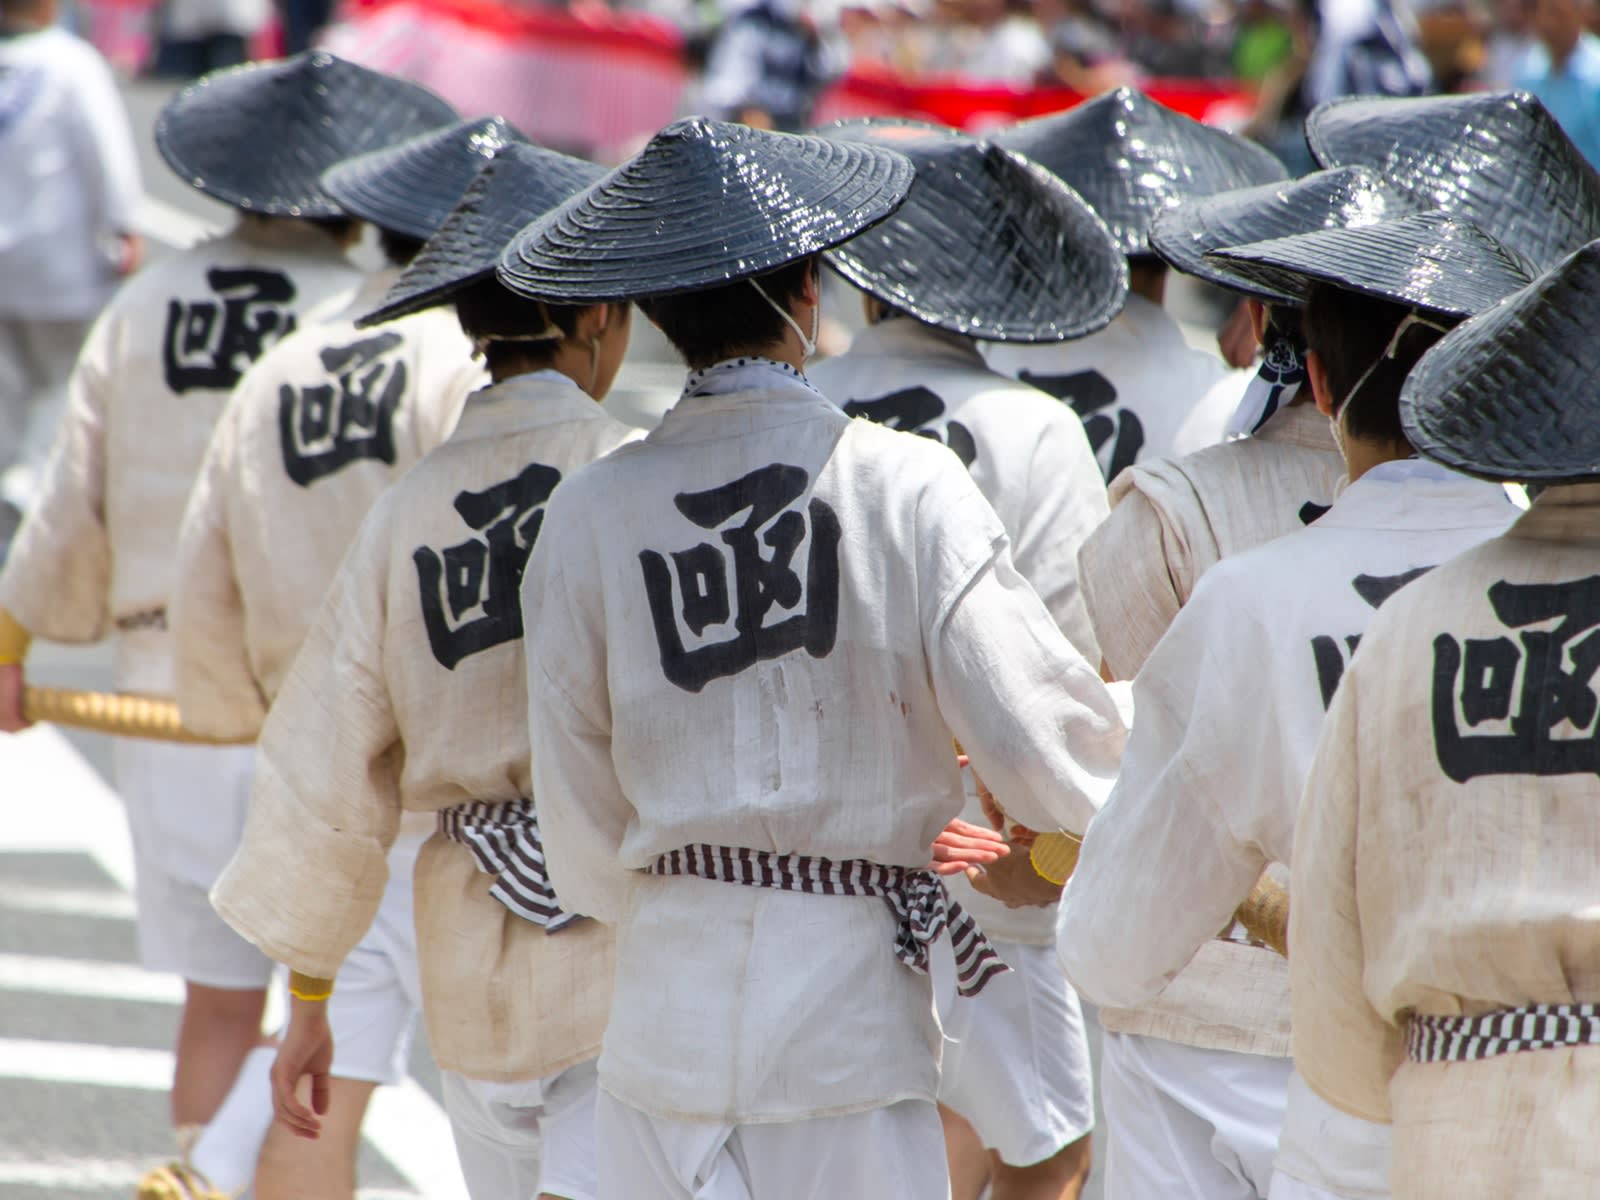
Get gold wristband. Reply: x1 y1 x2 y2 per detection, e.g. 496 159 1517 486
1028 831 1083 886
288 971 334 1002
0 607 31 666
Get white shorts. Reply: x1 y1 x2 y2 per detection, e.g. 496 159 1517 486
116 738 273 990
327 832 426 1086
931 934 1094 1166
1099 1030 1292 1200
1270 1070 1391 1200
442 1059 600 1200
594 1092 948 1200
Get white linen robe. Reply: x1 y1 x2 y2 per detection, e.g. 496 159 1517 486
1060 459 1518 1193
212 374 640 1081
1079 400 1346 680
810 316 1108 945
521 363 1127 1124
171 269 482 739
0 218 359 692
1291 483 1600 1199
984 293 1233 484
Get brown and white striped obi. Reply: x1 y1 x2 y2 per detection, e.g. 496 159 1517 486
438 800 583 932
649 844 1009 998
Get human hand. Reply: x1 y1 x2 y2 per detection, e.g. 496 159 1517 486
928 818 1009 876
1217 299 1258 370
115 233 144 277
271 1000 334 1139
0 663 31 733
965 843 1065 909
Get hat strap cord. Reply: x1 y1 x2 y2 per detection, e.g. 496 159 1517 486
749 278 818 360
1333 311 1452 424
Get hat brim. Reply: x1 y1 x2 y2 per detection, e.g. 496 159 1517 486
992 87 1288 256
499 120 915 304
1306 90 1600 273
823 131 1127 342
155 52 457 218
1401 240 1600 483
321 116 522 241
1149 166 1401 305
1206 212 1533 317
359 143 607 327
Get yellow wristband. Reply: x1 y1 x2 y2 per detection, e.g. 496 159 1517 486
0 608 31 666
1028 831 1083 886
288 971 334 1002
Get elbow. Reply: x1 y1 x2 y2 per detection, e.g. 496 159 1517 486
1054 897 1171 1010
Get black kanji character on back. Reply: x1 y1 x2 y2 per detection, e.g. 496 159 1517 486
1019 369 1140 481
1312 567 1434 707
163 267 298 393
1433 575 1600 782
278 332 406 487
413 461 563 669
639 463 841 693
842 386 977 469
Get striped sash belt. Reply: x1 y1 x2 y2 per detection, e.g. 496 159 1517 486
437 800 583 932
1406 1003 1600 1063
647 844 1010 998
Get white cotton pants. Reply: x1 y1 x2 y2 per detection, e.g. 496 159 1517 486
442 1059 600 1200
594 1092 950 1200
932 935 1095 1166
1099 1030 1292 1200
1269 1070 1391 1200
0 316 89 508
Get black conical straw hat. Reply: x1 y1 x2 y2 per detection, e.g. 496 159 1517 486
321 116 525 241
497 117 914 304
991 87 1287 256
359 142 607 328
1306 90 1600 272
156 52 457 218
821 121 1126 342
1150 166 1406 304
1206 211 1534 317
1401 239 1600 483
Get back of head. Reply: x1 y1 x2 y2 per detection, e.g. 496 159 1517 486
640 258 815 370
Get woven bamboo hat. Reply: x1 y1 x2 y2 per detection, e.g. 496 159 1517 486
1306 90 1600 272
321 116 524 241
1149 166 1404 304
498 117 914 304
156 52 457 218
820 120 1127 342
990 87 1287 256
1206 212 1534 317
1401 240 1600 483
359 143 606 328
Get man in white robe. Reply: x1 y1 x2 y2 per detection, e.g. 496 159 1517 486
506 117 1128 1200
1292 240 1600 1200
809 122 1124 1200
0 52 453 1199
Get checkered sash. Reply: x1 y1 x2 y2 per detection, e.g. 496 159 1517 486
648 844 1010 998
1407 1003 1600 1063
437 800 584 932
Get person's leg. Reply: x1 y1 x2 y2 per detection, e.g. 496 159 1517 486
533 1058 600 1200
933 939 1096 1200
940 1104 992 1200
1099 1032 1264 1200
594 1091 711 1200
254 1076 377 1200
440 1070 546 1200
734 1099 950 1199
172 982 271 1125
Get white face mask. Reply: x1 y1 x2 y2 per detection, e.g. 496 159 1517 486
1330 310 1453 442
748 274 819 361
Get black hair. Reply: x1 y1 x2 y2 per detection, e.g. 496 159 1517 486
1262 301 1303 344
1303 281 1458 445
379 229 427 268
640 256 815 370
302 214 358 241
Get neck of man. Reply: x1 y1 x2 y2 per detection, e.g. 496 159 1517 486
1342 435 1414 483
705 334 807 375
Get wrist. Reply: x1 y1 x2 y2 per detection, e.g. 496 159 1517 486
288 971 335 1003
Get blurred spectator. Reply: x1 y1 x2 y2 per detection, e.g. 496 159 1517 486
1302 0 1433 102
1037 0 1140 88
280 0 331 54
150 0 266 77
0 0 140 531
700 0 845 128
958 0 1053 80
1483 0 1533 84
1516 0 1600 162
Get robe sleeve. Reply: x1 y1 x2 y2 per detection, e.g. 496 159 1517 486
922 459 1126 839
210 504 403 979
0 314 114 643
1290 661 1403 1123
171 405 267 740
522 505 636 925
1057 568 1276 1009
